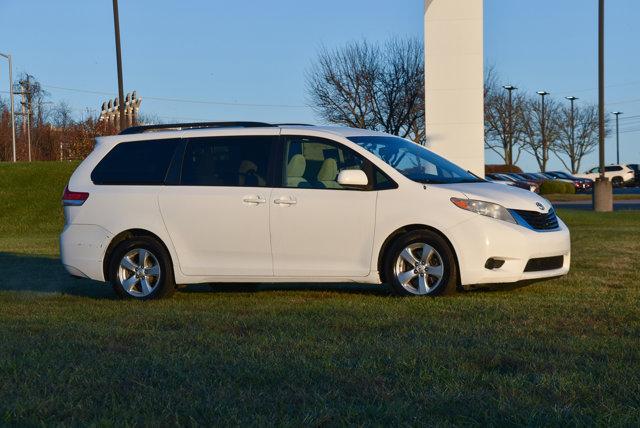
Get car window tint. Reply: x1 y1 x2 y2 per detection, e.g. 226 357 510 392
282 136 366 189
605 166 622 172
181 136 272 187
373 168 397 190
91 139 180 185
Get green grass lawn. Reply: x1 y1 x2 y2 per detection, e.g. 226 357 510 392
1 162 639 426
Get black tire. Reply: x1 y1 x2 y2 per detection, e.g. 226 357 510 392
384 230 459 297
108 236 176 300
612 176 623 187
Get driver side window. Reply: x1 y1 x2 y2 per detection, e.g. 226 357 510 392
282 136 365 190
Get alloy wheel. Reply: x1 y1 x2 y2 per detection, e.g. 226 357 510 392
393 243 444 295
117 248 161 297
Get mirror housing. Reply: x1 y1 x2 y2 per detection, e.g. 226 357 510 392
337 170 368 188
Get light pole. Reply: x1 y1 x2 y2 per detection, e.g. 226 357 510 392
537 90 549 171
594 0 612 211
112 0 126 132
503 85 517 165
612 111 622 164
565 96 578 172
0 52 16 162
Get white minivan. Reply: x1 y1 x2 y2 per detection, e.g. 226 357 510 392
60 122 570 299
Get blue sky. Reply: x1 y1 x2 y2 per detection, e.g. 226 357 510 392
0 0 638 171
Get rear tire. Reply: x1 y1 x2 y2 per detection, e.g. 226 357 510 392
612 176 623 187
384 230 459 297
108 236 176 300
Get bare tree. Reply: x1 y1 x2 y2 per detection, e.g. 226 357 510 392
372 38 425 143
307 38 425 144
553 104 606 174
484 69 525 165
52 101 74 128
520 96 560 172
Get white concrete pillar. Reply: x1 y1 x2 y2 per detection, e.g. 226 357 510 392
424 0 485 176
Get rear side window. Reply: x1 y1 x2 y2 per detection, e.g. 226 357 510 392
605 166 623 172
180 136 273 187
91 139 179 185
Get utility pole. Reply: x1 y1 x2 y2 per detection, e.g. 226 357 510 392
612 111 622 164
565 96 578 172
593 0 612 212
537 90 549 172
18 75 33 162
112 0 127 132
503 85 517 166
0 52 16 162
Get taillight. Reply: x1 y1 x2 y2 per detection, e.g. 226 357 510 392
62 186 89 206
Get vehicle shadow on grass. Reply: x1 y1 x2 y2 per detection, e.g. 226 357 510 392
0 252 390 299
181 282 392 297
0 252 537 299
0 252 114 299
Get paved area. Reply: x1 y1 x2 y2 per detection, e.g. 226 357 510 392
553 199 640 211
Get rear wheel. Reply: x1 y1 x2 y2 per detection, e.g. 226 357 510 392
384 230 458 296
109 237 175 300
612 176 623 187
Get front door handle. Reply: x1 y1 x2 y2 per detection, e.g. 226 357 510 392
242 195 266 205
273 196 297 206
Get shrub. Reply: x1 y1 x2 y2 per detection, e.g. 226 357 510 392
539 179 576 195
485 164 523 174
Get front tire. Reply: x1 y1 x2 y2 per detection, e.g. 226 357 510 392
108 237 176 300
384 230 458 296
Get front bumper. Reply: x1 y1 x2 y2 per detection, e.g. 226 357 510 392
445 214 571 286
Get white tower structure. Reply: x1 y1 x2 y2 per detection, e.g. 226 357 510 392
424 0 485 176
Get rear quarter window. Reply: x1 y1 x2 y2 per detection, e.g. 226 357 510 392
91 139 180 185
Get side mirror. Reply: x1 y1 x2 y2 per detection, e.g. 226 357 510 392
337 169 368 188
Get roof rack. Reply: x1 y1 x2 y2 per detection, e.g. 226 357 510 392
119 121 277 135
273 123 315 126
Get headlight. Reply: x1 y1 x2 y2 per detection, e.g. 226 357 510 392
450 198 516 224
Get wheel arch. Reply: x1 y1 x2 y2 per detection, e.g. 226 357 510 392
377 224 461 285
103 228 175 282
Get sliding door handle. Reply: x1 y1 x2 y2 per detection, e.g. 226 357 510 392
242 195 266 205
273 196 297 206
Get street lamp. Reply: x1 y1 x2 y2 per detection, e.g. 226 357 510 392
503 85 517 165
612 111 622 164
565 96 578 172
0 52 16 162
537 91 550 171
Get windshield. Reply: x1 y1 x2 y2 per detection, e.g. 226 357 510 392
348 136 483 184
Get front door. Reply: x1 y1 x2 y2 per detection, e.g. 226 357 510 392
159 132 277 276
270 135 377 277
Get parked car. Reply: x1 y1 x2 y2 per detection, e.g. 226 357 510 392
546 171 593 192
505 173 546 190
574 164 635 187
61 122 570 299
626 164 639 185
486 173 539 193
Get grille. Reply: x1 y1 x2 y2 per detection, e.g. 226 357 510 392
524 256 564 272
513 208 559 231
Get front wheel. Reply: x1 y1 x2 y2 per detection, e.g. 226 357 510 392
384 230 459 296
108 237 176 300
